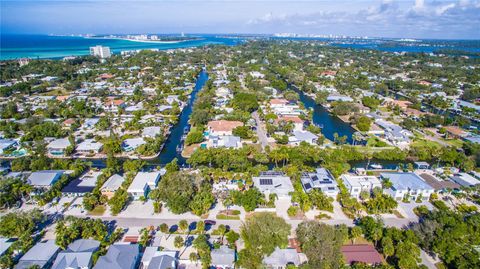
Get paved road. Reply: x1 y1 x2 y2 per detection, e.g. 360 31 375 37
252 111 268 150
86 215 412 233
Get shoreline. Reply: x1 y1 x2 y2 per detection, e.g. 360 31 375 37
84 36 201 44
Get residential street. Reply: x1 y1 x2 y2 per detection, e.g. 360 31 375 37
252 110 269 149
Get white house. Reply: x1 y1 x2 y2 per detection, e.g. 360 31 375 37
0 139 19 155
341 174 382 198
211 245 235 269
300 168 339 198
289 130 318 145
76 139 103 154
380 172 434 201
127 171 163 199
47 138 71 156
450 173 480 187
122 138 146 152
252 171 294 198
142 126 162 138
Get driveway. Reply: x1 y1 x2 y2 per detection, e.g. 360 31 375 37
252 111 268 150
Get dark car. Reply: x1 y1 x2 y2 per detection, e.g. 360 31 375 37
204 220 217 226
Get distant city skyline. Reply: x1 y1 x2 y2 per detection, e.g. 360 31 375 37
1 0 480 39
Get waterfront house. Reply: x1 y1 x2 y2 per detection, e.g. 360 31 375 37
47 138 71 156
274 116 304 131
262 247 301 268
166 95 180 105
140 248 177 269
289 130 318 145
252 171 294 199
450 173 480 187
207 120 243 136
51 239 100 269
127 171 163 200
0 238 14 257
380 172 434 201
207 135 242 149
15 240 60 269
142 126 162 138
27 171 63 190
300 168 339 198
341 244 383 266
0 139 19 155
326 94 354 102
100 174 125 199
211 245 235 269
62 170 101 196
76 139 103 154
122 138 146 152
93 244 140 269
340 174 382 198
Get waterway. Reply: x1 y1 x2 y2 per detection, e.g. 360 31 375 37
294 86 356 144
155 69 208 166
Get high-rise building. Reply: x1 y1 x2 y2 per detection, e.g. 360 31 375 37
89 45 111 58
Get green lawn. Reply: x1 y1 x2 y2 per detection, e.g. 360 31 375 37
88 205 106 216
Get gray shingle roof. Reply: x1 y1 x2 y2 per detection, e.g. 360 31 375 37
93 244 139 269
66 239 100 253
27 171 63 187
211 245 235 266
15 240 60 269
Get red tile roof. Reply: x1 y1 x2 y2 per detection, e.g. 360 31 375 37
275 115 304 124
270 98 289 105
207 120 243 133
341 244 383 265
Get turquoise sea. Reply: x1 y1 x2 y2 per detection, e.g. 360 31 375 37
1 34 479 60
0 34 242 60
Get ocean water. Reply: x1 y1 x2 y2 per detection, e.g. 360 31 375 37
2 34 479 60
0 34 241 60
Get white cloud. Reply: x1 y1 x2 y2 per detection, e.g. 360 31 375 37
246 0 480 38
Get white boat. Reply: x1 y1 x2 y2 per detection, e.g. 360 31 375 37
370 163 383 169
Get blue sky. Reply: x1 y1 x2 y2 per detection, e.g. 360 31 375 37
1 0 479 39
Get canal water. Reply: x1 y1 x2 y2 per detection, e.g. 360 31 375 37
154 69 208 166
295 87 356 144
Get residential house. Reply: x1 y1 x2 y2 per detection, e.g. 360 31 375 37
207 135 242 149
341 174 382 198
104 98 126 113
122 138 146 152
27 171 63 190
62 170 102 196
47 138 71 156
141 248 177 269
76 139 103 154
289 130 318 145
300 168 339 198
211 245 235 269
127 171 163 199
275 116 304 131
262 247 301 269
341 245 383 266
326 94 353 102
51 239 100 269
0 238 14 257
15 240 60 269
252 171 294 198
101 174 125 199
207 120 243 136
450 173 480 187
0 139 19 155
166 95 180 105
380 172 434 201
142 126 162 138
93 244 140 269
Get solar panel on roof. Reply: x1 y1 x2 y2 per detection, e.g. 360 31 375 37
312 176 319 181
304 183 312 190
260 178 273 185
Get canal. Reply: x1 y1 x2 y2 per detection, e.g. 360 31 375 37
154 69 208 166
294 86 356 144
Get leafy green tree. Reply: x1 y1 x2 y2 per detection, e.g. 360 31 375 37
186 131 204 145
296 221 345 269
